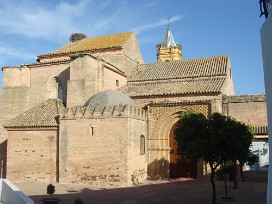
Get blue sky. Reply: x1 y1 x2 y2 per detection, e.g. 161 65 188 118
0 0 265 94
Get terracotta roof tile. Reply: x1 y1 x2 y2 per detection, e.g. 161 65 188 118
3 99 65 128
120 56 230 97
49 32 133 55
120 77 225 97
252 126 268 135
129 56 229 81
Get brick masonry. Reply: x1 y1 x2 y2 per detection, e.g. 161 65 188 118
59 105 148 187
226 95 267 126
7 129 58 183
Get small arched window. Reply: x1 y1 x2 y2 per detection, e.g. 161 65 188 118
140 135 145 155
46 76 64 101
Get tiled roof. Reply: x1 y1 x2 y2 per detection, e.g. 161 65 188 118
120 77 225 97
49 32 134 55
3 99 65 128
120 56 229 97
252 126 268 135
129 56 229 82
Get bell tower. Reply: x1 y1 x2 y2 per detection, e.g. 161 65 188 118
157 22 182 62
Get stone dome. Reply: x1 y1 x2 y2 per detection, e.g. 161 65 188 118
84 89 134 108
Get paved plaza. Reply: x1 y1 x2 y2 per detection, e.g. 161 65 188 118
16 178 267 204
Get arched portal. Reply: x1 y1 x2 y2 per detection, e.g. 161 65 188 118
169 123 197 178
148 104 209 179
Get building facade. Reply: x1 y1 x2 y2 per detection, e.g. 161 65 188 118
0 28 268 186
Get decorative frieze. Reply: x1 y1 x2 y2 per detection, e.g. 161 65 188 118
61 105 147 120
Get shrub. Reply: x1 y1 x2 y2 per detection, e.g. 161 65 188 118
47 184 55 195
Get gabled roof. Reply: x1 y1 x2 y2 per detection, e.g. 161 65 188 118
129 56 228 81
120 56 230 97
3 99 65 129
47 32 134 55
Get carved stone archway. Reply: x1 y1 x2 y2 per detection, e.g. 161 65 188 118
147 103 210 179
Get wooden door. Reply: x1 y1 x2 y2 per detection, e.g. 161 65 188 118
169 123 197 178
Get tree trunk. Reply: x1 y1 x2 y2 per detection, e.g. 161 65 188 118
240 162 245 181
223 164 228 198
233 160 238 188
209 163 216 204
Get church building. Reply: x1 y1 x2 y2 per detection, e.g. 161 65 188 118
0 27 268 187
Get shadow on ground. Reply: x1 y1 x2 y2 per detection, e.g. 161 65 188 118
24 179 267 204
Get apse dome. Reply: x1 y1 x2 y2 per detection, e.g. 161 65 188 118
84 89 134 108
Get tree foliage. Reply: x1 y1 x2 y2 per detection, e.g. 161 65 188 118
223 118 256 187
175 110 209 161
174 110 255 203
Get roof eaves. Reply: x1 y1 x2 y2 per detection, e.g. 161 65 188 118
128 74 228 83
129 91 221 98
38 46 123 58
148 99 213 107
4 125 58 130
25 59 71 68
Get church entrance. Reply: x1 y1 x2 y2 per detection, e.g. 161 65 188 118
169 123 197 178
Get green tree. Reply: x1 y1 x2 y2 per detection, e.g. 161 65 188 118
239 151 258 181
221 118 256 188
175 111 255 203
207 113 234 200
175 110 226 204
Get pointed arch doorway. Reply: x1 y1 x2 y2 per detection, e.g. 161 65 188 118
169 122 197 178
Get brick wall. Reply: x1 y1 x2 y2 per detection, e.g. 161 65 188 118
59 110 147 187
67 56 128 107
7 129 58 183
103 66 127 90
227 95 267 126
127 117 148 184
29 63 70 107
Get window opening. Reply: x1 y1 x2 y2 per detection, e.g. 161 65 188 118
140 135 145 155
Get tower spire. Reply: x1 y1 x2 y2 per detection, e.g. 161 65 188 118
156 18 182 62
162 23 177 48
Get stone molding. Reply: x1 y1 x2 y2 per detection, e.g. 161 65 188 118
226 94 266 103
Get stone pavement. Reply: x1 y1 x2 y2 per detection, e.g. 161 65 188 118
16 178 267 204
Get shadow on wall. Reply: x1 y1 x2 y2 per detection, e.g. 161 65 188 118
147 158 170 179
147 157 198 179
0 140 7 178
58 67 70 105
